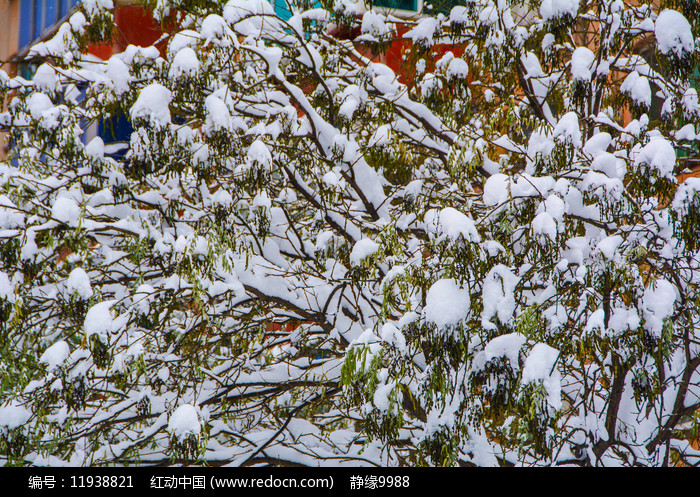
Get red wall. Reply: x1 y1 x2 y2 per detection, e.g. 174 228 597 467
88 6 165 60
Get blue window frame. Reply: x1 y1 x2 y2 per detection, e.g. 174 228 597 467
44 0 58 32
19 0 34 49
60 0 74 18
98 114 133 158
19 0 81 52
33 1 44 40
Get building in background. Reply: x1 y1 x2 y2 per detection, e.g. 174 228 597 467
0 1 20 160
1 0 426 71
1 0 165 158
2 1 697 167
2 0 163 73
0 0 428 157
0 1 19 74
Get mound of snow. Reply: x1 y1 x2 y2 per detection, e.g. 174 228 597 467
655 10 695 57
168 404 201 439
424 278 470 329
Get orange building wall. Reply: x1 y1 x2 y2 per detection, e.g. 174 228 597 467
0 0 19 71
0 0 19 160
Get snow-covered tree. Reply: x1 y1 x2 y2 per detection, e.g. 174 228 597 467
1 0 700 466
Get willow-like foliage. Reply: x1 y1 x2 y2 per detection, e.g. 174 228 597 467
1 0 700 467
